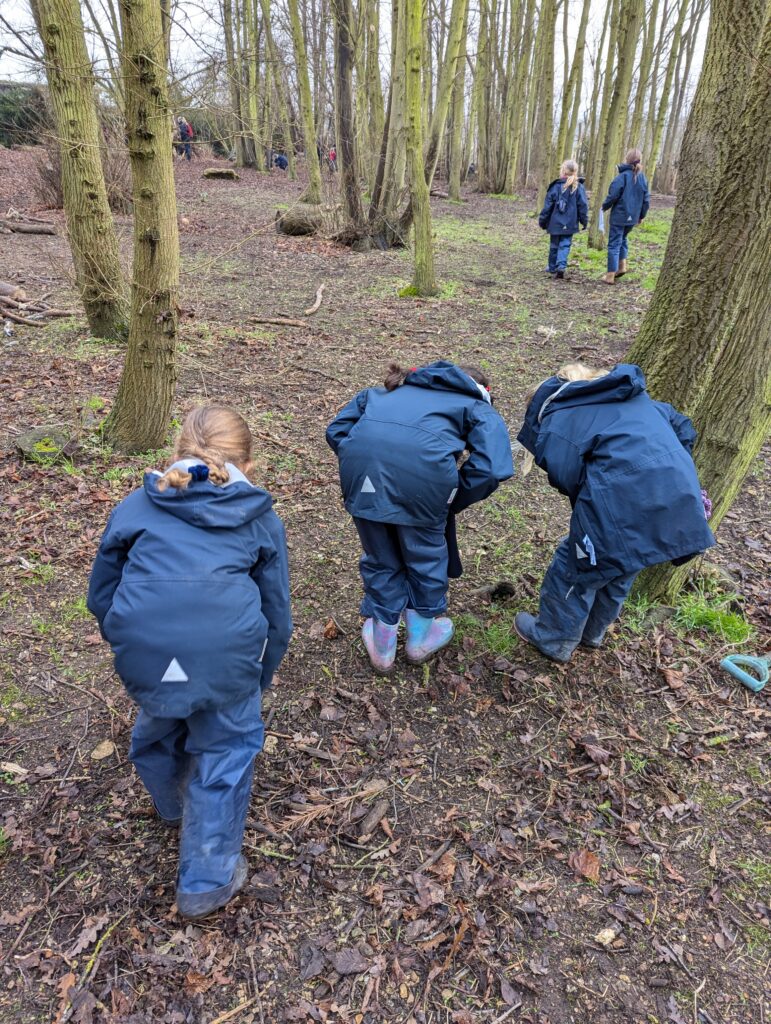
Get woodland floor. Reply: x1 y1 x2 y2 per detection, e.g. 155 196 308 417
0 148 769 1024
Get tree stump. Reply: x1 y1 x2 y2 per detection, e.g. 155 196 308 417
202 167 240 180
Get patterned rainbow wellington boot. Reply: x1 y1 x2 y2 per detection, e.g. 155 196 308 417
362 617 398 675
404 609 454 665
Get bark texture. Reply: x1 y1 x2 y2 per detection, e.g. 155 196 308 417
105 0 180 453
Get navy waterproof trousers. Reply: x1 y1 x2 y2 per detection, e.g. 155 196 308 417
607 224 634 272
548 234 573 272
129 692 263 896
529 538 637 660
354 517 448 625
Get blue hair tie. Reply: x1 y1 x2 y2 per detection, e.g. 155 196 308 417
188 464 209 482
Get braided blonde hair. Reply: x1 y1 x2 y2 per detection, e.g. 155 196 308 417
560 158 579 193
557 362 605 382
157 406 253 491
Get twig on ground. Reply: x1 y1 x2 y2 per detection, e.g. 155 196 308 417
303 283 326 316
210 999 257 1024
2 863 88 963
491 1003 522 1023
60 912 130 1023
418 838 453 872
249 316 307 328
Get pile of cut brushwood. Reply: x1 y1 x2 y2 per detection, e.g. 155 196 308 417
0 280 74 328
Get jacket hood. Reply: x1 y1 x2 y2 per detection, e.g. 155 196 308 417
143 459 273 528
405 360 490 403
518 363 647 453
547 176 585 189
617 163 636 174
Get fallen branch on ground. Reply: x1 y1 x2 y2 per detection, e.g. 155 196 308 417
304 283 326 316
0 219 57 235
249 316 307 328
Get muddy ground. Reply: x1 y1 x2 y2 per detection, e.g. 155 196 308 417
0 149 769 1024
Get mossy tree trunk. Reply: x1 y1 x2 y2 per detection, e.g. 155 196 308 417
405 0 437 294
33 0 128 340
629 2 771 602
287 0 323 202
423 0 469 188
104 0 179 453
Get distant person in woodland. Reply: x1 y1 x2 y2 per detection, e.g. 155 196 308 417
601 148 650 284
274 152 288 171
87 406 292 919
328 146 337 172
326 362 514 674
538 158 588 279
177 116 194 161
514 363 715 663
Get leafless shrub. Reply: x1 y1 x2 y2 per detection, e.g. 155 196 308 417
34 121 132 214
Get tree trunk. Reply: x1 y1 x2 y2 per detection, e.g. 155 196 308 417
628 0 660 148
555 0 591 161
423 0 469 187
505 0 537 191
258 0 296 178
365 0 386 190
224 0 249 166
447 0 469 200
105 0 179 453
588 0 643 249
33 0 127 340
629 3 771 601
288 0 323 202
405 0 437 294
629 0 766 378
331 0 364 227
647 0 689 183
530 0 557 199
244 0 266 171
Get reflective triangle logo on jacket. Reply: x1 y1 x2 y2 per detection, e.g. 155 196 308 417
161 658 189 683
361 476 376 493
575 543 588 560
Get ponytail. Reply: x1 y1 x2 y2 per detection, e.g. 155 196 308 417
625 148 643 182
156 406 252 491
384 362 411 390
559 158 579 193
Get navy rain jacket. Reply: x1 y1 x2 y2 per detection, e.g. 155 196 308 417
601 163 650 227
517 364 715 584
326 361 514 524
539 177 589 235
87 462 292 719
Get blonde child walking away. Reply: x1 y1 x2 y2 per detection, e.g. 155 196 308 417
326 361 514 674
88 407 292 919
538 159 588 279
514 363 714 663
601 148 650 284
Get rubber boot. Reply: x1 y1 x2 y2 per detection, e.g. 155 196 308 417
555 269 565 280
177 854 248 920
615 259 628 278
513 612 572 664
602 271 616 285
362 617 398 675
404 609 454 665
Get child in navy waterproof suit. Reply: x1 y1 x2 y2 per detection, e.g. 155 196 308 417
327 361 514 673
601 147 650 284
515 363 715 663
538 159 588 279
88 407 292 918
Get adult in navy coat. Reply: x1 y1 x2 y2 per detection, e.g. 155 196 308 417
538 159 588 278
601 147 650 283
88 407 292 918
327 361 514 671
515 363 714 663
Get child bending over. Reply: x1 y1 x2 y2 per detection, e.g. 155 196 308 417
88 406 292 918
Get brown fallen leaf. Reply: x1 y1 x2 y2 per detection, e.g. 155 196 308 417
333 946 370 975
661 667 685 690
323 617 341 639
413 872 445 909
90 739 115 760
568 848 601 882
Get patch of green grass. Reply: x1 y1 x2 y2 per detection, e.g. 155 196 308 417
489 192 521 202
25 558 56 585
454 612 519 657
674 590 754 644
620 593 657 634
738 857 771 892
103 465 136 482
61 596 90 622
0 827 8 858
744 924 771 957
397 279 460 299
435 216 508 247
